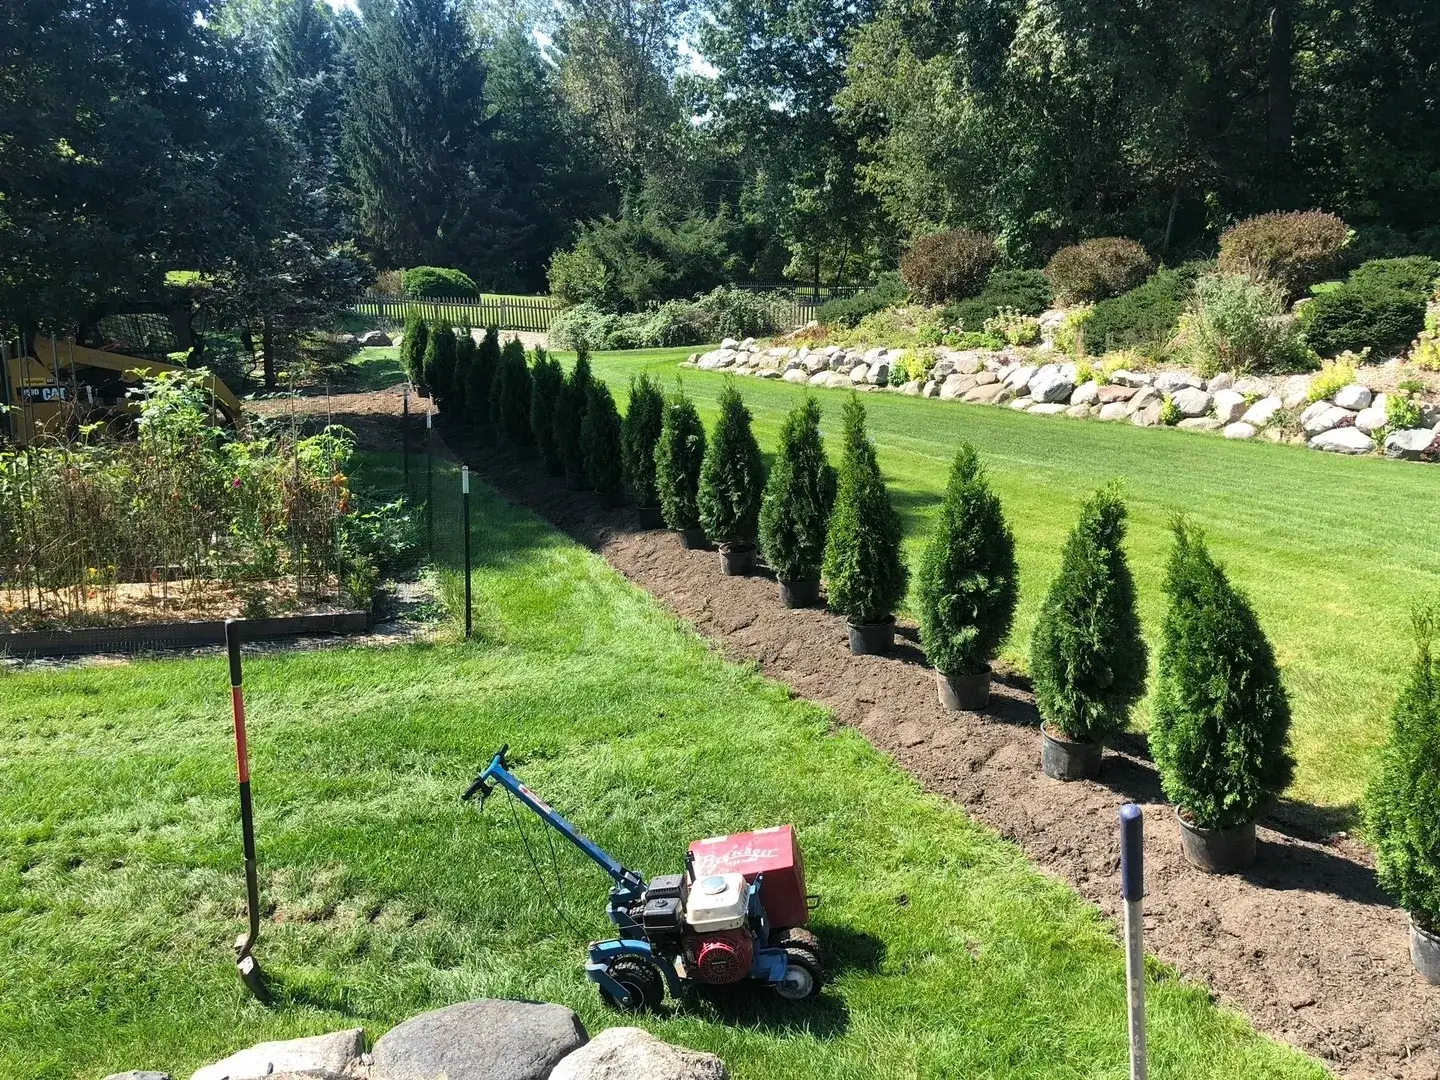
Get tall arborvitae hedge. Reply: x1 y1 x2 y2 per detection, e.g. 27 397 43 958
1029 484 1147 742
759 397 836 583
401 311 428 387
529 349 565 473
452 330 477 415
421 331 440 400
1364 605 1440 929
427 320 457 408
581 381 624 497
622 373 666 507
492 339 532 445
654 386 706 531
822 395 907 625
1150 520 1294 830
554 348 593 477
466 326 500 426
916 445 1018 677
698 385 765 546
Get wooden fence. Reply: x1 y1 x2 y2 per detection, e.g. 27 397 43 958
355 293 562 333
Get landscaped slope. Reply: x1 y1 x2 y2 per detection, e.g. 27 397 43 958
0 484 1323 1080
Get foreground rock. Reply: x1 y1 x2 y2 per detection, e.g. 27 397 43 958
191 1030 364 1080
371 1000 587 1080
1309 427 1375 455
357 330 393 348
549 1028 727 1080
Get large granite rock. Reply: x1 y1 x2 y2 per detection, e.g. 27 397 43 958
1095 384 1136 405
191 1030 364 1080
962 383 1005 404
782 368 809 384
1154 371 1202 393
1384 429 1438 461
1308 428 1375 455
358 330 393 348
1333 383 1372 411
1211 389 1247 425
1177 417 1223 432
1224 422 1258 440
1169 387 1212 418
549 1028 727 1080
1242 396 1283 427
1109 369 1152 388
939 373 978 400
1070 381 1100 406
372 1000 587 1080
1354 404 1387 434
1301 402 1353 436
1028 368 1075 403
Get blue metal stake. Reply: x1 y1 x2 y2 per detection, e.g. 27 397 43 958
1120 803 1146 1080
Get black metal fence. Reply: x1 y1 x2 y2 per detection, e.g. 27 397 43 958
356 293 561 333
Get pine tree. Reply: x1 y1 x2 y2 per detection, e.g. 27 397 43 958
822 395 907 625
467 325 499 426
654 386 706 531
698 385 765 546
401 312 429 387
451 330 477 416
526 349 563 472
554 348 593 478
759 397 836 584
1151 520 1294 830
1365 604 1440 930
621 372 666 507
581 381 624 497
1029 484 1146 742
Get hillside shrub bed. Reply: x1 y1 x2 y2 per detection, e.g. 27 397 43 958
944 269 1052 329
1300 258 1433 357
1084 262 1210 354
1218 211 1349 302
1045 238 1152 304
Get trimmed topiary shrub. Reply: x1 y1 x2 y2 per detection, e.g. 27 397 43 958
1364 604 1440 932
1029 485 1147 743
900 229 999 304
1217 210 1349 302
581 380 624 498
451 330 476 415
1150 520 1294 831
402 266 479 298
401 312 428 387
529 349 565 473
822 395 907 626
621 373 666 507
916 445 1018 678
758 397 836 585
698 384 765 547
1300 263 1431 357
553 348 593 477
493 339 532 445
466 326 499 427
654 386 706 530
1045 238 1152 305
818 273 909 328
1084 262 1211 355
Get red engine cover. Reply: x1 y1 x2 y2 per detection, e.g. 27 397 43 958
688 825 808 929
687 928 754 985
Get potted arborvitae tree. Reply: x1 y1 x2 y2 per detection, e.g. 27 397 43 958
451 330 476 416
1364 604 1440 985
401 311 428 388
916 445 1018 707
698 384 766 575
1151 520 1294 873
622 373 666 528
529 349 565 475
759 397 836 607
554 348 593 488
823 394 907 654
581 380 625 504
427 320 457 410
467 326 500 432
653 385 707 548
1029 484 1147 778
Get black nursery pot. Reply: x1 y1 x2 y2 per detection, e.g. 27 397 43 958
719 542 757 576
779 579 820 608
1412 918 1440 985
677 526 709 550
847 616 895 655
566 470 591 491
937 666 991 711
636 505 665 530
1039 722 1103 781
1175 809 1257 873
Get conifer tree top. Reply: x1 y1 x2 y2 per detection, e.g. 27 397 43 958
698 384 765 545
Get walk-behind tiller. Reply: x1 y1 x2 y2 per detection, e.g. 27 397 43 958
463 746 823 1010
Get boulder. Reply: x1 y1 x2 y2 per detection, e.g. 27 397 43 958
952 352 985 375
1098 402 1131 421
372 1001 587 1080
757 369 781 379
1206 372 1235 392
1242 396 1283 427
1029 369 1075 404
1126 387 1163 414
358 330 393 348
1131 402 1165 427
994 385 1019 404
1177 417 1224 432
1070 381 1100 406
1422 401 1440 428
782 369 809 384
1384 429 1438 461
973 370 999 386
868 362 890 385
824 372 851 388
1109 369 1153 388
1095 384 1136 405
849 363 871 384
1354 405 1387 434
1211 389 1247 425
1232 375 1272 397
803 354 829 374
922 380 940 398
697 350 736 371
1029 402 1068 416
1065 404 1094 419
720 337 739 350
807 371 829 386
1004 364 1037 390
1009 397 1033 411
1279 374 1313 409
782 356 803 372
1333 383 1372 411
1224 422 1258 440
1154 371 1202 393
549 1027 726 1080
939 373 978 400
900 380 923 396
741 337 756 349
962 383 1005 404
1170 387 1212 418
1308 427 1374 454
930 358 956 379
191 1030 363 1080
1301 403 1354 437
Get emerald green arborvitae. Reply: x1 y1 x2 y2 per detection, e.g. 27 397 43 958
1364 604 1440 929
581 381 624 495
621 373 666 507
698 384 766 546
529 348 564 473
466 325 499 426
1150 520 1294 830
401 311 428 386
451 330 476 415
759 397 836 583
916 444 1018 677
1029 484 1147 741
420 329 440 398
653 386 706 530
822 394 907 625
428 320 456 407
493 339 532 444
554 348 593 476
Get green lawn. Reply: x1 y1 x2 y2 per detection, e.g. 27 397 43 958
0 477 1324 1080
569 347 1440 810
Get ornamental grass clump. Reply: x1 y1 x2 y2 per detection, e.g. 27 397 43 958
529 349 565 474
1030 485 1147 747
758 397 836 600
466 326 499 427
823 395 907 632
698 385 765 554
916 445 1017 704
1151 520 1294 835
554 348 593 480
581 380 624 500
1364 605 1440 943
621 373 666 507
654 386 706 532
401 312 428 388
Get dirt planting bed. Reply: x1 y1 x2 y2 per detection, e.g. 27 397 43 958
439 418 1439 1080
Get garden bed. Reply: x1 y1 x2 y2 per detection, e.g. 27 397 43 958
446 417 1440 1080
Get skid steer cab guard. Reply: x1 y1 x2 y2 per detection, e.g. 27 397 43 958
463 745 823 1010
